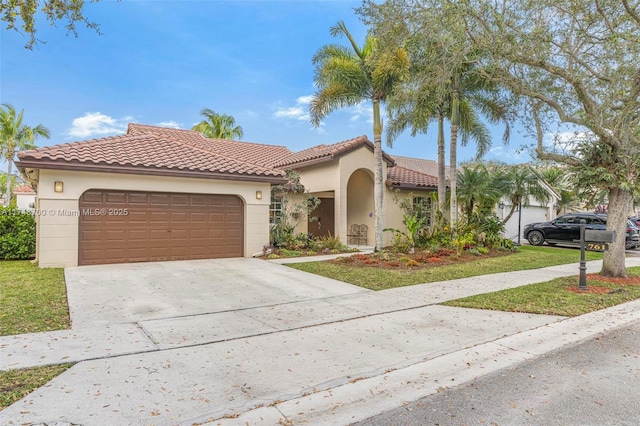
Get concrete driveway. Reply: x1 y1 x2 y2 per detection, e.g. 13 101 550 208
64 258 368 327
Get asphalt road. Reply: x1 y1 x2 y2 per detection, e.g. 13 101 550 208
354 319 640 426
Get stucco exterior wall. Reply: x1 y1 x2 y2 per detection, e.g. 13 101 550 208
36 169 271 267
384 190 436 242
287 147 440 248
346 169 374 244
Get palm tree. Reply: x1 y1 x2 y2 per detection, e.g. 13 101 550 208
448 69 511 228
0 104 50 206
496 165 550 227
192 108 244 140
310 21 410 251
537 165 580 215
456 163 504 223
386 79 448 217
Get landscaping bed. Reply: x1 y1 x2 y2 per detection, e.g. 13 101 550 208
333 246 510 269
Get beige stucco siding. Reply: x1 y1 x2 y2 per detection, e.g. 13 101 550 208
294 146 409 246
36 169 271 267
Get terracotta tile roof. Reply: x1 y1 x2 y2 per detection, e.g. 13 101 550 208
17 128 287 183
386 166 439 190
13 185 36 194
391 155 450 180
127 124 292 168
275 135 395 168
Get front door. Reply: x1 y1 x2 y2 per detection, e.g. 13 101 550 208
309 198 335 239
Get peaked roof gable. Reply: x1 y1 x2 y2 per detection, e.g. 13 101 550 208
275 135 396 169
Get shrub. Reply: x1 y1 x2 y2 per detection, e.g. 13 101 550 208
0 207 36 260
318 233 344 251
279 249 304 257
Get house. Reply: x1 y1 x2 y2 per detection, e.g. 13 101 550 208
12 184 36 210
16 124 439 267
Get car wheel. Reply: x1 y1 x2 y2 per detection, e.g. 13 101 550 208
527 230 545 246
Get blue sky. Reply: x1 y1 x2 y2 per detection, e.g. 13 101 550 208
1 0 533 171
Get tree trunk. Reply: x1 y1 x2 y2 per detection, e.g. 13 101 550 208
449 125 458 230
437 115 446 219
449 92 460 232
372 100 384 252
600 187 632 278
5 150 13 207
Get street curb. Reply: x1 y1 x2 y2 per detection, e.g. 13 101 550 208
204 299 640 426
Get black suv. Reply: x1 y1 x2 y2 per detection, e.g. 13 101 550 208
524 213 640 249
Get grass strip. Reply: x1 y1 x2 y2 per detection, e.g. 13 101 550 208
443 267 640 316
0 363 74 410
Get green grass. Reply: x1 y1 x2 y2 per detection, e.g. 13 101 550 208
0 363 74 409
0 260 70 336
288 246 603 291
0 261 74 411
443 267 640 316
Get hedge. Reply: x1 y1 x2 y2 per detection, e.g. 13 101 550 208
0 207 36 260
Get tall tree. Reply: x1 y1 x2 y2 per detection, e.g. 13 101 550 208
192 109 244 140
0 104 50 206
309 21 410 251
1 0 110 49
457 0 640 277
360 0 511 228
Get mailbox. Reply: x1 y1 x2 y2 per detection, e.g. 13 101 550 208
584 230 616 243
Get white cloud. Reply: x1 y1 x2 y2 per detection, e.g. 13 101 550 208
273 95 313 121
296 95 314 105
273 106 309 121
157 120 182 129
67 112 128 138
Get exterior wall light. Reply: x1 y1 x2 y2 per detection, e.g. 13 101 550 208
54 181 64 193
256 190 262 200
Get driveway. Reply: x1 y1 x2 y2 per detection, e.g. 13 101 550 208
64 257 368 327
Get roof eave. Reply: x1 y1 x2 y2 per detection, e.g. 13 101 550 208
386 181 439 191
15 160 288 184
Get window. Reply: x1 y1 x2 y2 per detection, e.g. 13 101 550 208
412 196 432 227
269 195 283 224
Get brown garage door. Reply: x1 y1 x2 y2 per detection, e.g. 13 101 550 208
78 190 243 265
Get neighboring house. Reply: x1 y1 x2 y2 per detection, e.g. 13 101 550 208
16 124 439 267
496 179 561 243
13 185 36 210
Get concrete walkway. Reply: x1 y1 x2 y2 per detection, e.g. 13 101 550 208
1 256 640 425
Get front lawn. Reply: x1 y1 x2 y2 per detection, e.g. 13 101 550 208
288 245 603 290
0 261 70 336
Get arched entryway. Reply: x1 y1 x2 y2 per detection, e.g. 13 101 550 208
346 169 374 245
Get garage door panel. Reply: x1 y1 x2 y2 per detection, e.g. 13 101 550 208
105 192 127 204
80 191 104 204
129 193 150 205
149 194 171 205
79 190 244 265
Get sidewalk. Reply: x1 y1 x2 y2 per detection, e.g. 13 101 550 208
1 257 639 425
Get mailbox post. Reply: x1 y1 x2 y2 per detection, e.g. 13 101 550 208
579 224 617 290
579 220 587 290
